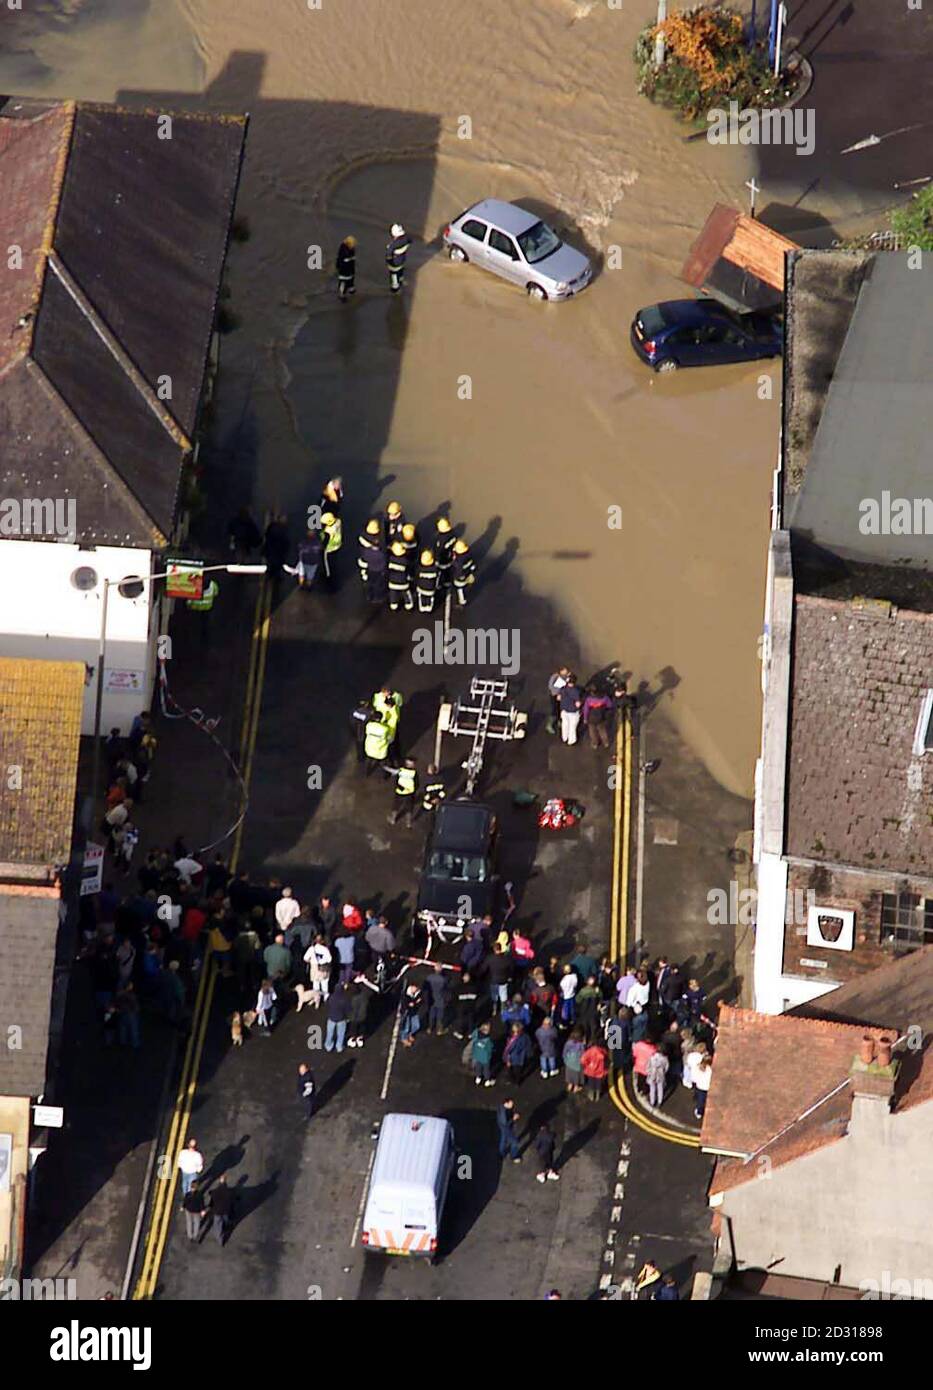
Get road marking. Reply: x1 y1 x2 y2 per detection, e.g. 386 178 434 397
379 996 404 1102
350 1148 378 1249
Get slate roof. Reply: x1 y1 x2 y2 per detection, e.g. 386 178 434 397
0 656 84 872
785 594 933 874
0 100 247 547
0 886 62 1097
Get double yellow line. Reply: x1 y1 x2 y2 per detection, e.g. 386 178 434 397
609 713 701 1148
133 577 273 1298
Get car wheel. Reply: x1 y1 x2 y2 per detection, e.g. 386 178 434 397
655 358 678 373
526 283 548 301
448 245 468 263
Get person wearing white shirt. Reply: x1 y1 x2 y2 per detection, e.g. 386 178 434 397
692 1053 713 1120
174 855 203 888
177 1138 204 1195
625 971 650 1013
304 937 332 1006
275 886 301 933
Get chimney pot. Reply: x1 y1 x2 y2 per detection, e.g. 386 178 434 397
877 1037 893 1068
859 1036 875 1065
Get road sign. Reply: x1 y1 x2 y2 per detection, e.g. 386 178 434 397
33 1105 64 1129
165 558 204 600
80 842 104 897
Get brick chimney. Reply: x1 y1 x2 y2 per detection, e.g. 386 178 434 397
848 1036 898 1137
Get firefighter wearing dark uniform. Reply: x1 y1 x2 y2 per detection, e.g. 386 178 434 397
401 522 418 572
387 541 414 612
416 548 438 614
385 500 405 545
421 764 445 816
357 518 382 588
389 759 418 826
366 543 388 605
336 237 356 301
452 538 475 607
434 516 454 589
386 223 411 293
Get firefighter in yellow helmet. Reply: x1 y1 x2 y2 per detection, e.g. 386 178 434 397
321 511 342 585
434 515 454 589
387 540 414 612
385 500 405 545
357 517 382 588
452 538 475 607
416 548 438 614
400 521 418 570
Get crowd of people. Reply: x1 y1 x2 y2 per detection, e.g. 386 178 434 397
547 665 637 748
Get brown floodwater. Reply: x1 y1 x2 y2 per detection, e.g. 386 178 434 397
2 0 856 796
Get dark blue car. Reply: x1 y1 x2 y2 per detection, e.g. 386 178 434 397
630 298 782 372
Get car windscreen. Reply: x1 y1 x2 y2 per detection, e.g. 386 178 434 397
637 305 668 336
516 220 562 264
427 850 487 883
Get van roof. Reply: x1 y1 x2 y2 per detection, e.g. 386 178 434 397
370 1113 453 1194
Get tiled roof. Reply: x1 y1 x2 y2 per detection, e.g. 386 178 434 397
703 1005 894 1195
785 594 933 874
0 885 62 1096
0 100 247 547
0 657 84 871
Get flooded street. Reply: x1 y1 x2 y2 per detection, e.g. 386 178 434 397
2 0 856 795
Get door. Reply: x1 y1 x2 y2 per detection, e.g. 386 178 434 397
485 227 524 286
457 217 489 264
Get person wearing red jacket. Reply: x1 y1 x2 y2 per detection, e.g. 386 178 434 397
341 900 364 932
581 1040 608 1102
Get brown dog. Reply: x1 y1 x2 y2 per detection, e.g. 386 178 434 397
230 1012 244 1046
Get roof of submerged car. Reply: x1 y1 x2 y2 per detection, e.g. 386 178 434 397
464 199 540 235
432 799 495 850
651 298 736 325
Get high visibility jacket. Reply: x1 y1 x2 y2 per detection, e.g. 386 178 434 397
435 530 455 571
416 559 438 595
373 691 402 720
395 766 418 797
386 234 411 270
187 578 219 612
452 551 475 587
364 720 392 761
387 553 410 591
323 517 342 553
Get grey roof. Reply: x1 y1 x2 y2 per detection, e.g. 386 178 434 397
788 254 933 570
0 890 61 1097
466 199 538 235
0 100 247 547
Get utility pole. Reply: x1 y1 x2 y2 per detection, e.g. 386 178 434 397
654 0 667 69
772 2 787 77
746 177 760 219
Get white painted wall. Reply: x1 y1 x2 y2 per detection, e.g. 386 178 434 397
0 540 156 735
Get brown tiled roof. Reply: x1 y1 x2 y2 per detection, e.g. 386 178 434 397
0 886 63 1096
0 100 247 546
785 594 933 874
0 657 84 872
703 1005 893 1194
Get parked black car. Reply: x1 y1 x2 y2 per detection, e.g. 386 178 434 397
416 799 500 936
630 298 782 372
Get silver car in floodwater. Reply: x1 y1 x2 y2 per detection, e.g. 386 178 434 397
443 198 592 301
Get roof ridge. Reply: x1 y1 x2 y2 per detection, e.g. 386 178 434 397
23 101 75 361
719 1004 894 1037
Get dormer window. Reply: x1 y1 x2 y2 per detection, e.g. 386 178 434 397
913 689 933 756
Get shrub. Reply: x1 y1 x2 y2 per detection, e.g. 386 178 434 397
889 184 933 252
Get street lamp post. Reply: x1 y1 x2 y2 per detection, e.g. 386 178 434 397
89 562 266 811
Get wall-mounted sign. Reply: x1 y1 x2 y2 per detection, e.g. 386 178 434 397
800 957 830 970
33 1105 64 1129
80 842 104 897
104 668 145 695
165 558 204 600
806 905 855 952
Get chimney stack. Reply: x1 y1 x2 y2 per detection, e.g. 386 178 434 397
858 1036 875 1065
849 1034 898 1128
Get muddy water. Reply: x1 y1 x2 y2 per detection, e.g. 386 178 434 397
3 0 831 795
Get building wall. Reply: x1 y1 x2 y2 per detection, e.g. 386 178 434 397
0 540 155 735
719 1097 933 1288
782 860 933 986
0 1095 30 1278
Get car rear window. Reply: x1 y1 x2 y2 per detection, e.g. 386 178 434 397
427 851 487 882
637 305 667 336
459 218 487 242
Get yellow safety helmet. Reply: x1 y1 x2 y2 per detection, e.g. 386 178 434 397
390 541 407 556
365 518 380 536
386 501 402 518
344 236 356 249
402 523 416 541
420 549 435 565
321 512 336 527
436 517 452 533
454 538 469 554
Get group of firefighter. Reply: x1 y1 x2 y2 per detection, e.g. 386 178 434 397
357 500 476 613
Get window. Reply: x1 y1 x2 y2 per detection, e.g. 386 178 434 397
881 892 933 953
71 565 98 591
516 220 562 264
913 689 933 756
488 229 518 259
427 851 487 883
459 218 487 242
118 575 145 599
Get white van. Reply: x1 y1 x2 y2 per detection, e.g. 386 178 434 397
361 1113 455 1259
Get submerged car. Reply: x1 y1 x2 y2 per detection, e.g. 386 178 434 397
443 198 592 301
416 798 500 933
630 298 782 371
